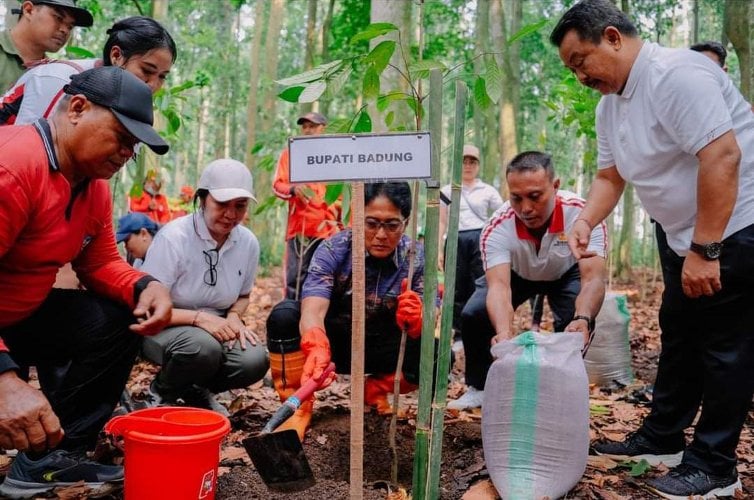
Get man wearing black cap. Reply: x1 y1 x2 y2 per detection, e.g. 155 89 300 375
1 0 93 93
273 111 343 299
0 66 171 498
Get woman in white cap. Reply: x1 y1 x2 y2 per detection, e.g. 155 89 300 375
138 159 268 415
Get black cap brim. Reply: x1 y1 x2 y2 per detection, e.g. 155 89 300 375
112 109 169 155
36 1 93 27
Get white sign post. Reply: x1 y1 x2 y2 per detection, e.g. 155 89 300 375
289 131 431 183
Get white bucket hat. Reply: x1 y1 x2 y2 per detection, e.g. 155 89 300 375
198 159 256 202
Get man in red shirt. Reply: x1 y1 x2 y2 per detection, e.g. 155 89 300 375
129 169 171 224
273 112 342 299
0 66 172 498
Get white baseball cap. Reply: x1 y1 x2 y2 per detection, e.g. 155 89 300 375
198 159 256 202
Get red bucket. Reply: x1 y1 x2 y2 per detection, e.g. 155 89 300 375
105 407 230 500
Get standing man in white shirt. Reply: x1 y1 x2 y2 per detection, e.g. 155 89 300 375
439 144 503 350
552 1 754 497
447 151 607 410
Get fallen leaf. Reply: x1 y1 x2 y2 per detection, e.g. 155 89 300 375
461 479 499 499
587 455 619 471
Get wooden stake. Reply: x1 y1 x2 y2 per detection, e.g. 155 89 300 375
350 182 365 500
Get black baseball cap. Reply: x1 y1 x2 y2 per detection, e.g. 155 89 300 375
63 66 169 155
15 0 94 27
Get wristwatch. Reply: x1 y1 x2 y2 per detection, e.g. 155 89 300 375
572 314 595 333
689 241 723 261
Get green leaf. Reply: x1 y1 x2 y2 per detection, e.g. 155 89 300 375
408 59 447 79
326 118 353 134
385 111 395 127
353 111 372 133
253 195 281 215
363 66 380 101
327 66 353 96
484 56 503 104
618 459 653 477
473 77 493 110
589 404 611 416
170 80 196 95
65 46 95 58
298 81 327 103
350 22 398 44
162 108 181 135
275 60 343 86
324 183 344 205
279 86 305 103
507 19 548 45
256 155 276 173
364 40 395 74
250 142 264 155
377 91 410 112
405 97 423 123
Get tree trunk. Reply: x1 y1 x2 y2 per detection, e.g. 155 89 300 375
319 0 336 118
474 0 499 184
725 0 753 101
615 185 634 280
261 0 284 135
244 0 266 168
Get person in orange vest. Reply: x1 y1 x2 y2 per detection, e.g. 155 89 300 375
168 184 194 219
272 112 342 299
129 169 171 224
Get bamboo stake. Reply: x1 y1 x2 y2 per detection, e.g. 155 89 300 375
412 68 443 500
427 81 467 498
350 182 366 500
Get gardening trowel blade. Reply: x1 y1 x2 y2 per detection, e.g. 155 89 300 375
242 429 316 493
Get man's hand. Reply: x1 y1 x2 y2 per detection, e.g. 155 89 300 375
567 219 598 259
564 318 591 347
682 251 722 298
300 327 335 389
491 330 511 346
130 281 172 335
396 279 423 339
0 371 63 452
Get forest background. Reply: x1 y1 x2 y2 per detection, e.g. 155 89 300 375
2 0 751 280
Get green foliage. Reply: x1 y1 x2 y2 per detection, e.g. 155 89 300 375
253 195 283 216
65 46 96 58
618 459 653 477
544 72 600 140
350 23 398 44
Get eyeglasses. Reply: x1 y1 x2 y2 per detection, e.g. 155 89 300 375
203 249 219 286
364 217 406 234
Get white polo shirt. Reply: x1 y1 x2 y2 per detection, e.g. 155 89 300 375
481 190 606 281
141 213 259 316
440 179 503 231
597 42 754 255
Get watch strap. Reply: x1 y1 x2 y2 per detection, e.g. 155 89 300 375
572 314 595 332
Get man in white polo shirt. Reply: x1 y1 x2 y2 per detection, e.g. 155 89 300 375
447 150 607 410
552 1 754 497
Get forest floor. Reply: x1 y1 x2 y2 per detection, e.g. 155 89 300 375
1 268 752 499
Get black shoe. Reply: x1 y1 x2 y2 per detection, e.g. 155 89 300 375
0 449 123 498
181 385 230 417
646 463 741 499
130 380 177 410
591 432 683 466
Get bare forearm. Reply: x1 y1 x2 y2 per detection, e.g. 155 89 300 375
486 284 514 338
578 168 625 228
574 273 606 320
694 153 738 243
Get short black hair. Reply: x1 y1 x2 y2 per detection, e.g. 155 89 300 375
550 0 638 47
103 16 177 65
365 182 412 219
690 41 727 67
506 151 555 180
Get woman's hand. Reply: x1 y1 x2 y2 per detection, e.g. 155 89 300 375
195 312 237 343
226 312 258 350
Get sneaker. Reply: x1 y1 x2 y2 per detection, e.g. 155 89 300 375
130 380 176 410
447 387 484 411
646 463 741 499
181 385 230 417
592 432 683 467
0 449 123 498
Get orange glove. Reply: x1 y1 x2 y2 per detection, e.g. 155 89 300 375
301 327 335 389
396 278 423 339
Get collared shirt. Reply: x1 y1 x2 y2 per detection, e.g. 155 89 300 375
141 213 259 316
440 179 503 231
481 190 606 281
0 29 24 93
597 42 754 255
303 229 425 305
0 121 146 347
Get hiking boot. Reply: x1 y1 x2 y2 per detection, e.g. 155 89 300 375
0 449 123 498
591 431 683 466
646 463 741 499
181 385 230 417
447 386 484 411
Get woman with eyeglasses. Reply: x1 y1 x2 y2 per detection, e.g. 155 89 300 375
266 182 426 441
138 159 268 415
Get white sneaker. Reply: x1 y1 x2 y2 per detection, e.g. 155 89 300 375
447 387 484 410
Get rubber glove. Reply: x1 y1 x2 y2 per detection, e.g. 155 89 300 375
300 326 335 388
396 278 423 339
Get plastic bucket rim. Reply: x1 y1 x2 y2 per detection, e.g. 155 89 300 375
118 419 230 445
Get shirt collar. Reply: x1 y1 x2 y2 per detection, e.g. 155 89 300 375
194 211 239 248
33 119 61 172
619 41 650 100
514 196 564 241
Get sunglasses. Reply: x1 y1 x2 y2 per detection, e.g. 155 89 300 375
203 249 219 286
364 217 406 234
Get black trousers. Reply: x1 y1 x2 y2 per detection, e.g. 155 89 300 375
638 223 754 475
460 265 581 389
0 289 141 451
284 236 324 300
445 229 484 334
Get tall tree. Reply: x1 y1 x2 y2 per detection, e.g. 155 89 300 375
300 0 318 114
725 0 754 102
244 0 266 168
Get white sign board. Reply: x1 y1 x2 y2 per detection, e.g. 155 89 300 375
289 131 431 183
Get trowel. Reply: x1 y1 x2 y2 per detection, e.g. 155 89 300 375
242 362 335 493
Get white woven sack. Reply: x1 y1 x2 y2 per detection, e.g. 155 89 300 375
482 332 589 499
583 293 634 387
